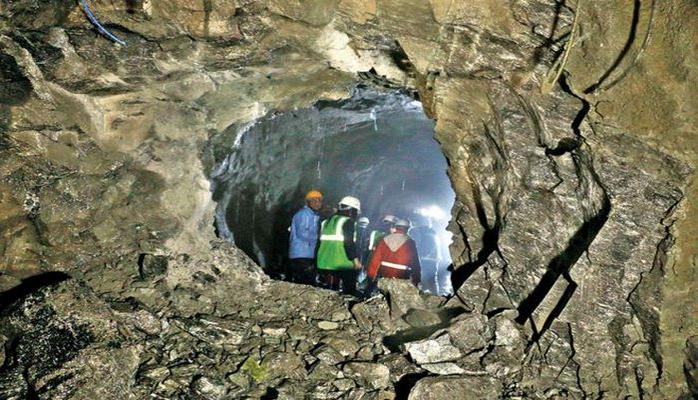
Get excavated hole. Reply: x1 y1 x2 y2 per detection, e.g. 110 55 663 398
209 86 456 295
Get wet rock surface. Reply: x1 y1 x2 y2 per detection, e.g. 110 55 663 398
0 0 696 399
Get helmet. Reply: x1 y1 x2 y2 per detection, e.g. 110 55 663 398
394 218 411 229
338 196 361 212
305 190 323 200
382 215 398 224
357 217 370 227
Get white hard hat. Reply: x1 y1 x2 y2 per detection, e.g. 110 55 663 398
358 217 370 226
338 196 361 212
394 218 411 228
382 215 398 224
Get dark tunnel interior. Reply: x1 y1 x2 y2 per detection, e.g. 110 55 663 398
210 87 455 295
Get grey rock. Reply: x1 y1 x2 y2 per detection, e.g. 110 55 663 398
377 279 441 322
378 353 423 382
360 389 397 400
356 345 375 360
170 287 216 316
139 365 170 382
226 371 251 391
169 363 201 385
322 333 360 357
276 379 309 399
288 322 310 340
405 333 462 364
318 320 340 330
332 378 356 392
331 310 352 322
342 362 391 389
313 344 345 365
262 323 287 337
308 361 342 381
128 309 162 335
479 314 527 378
403 308 442 328
408 375 503 400
421 362 465 375
447 313 491 352
191 375 227 399
173 317 246 349
350 295 395 333
262 351 306 380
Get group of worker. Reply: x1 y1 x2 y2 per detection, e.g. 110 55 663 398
288 190 423 297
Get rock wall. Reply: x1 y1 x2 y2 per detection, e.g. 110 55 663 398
0 0 695 398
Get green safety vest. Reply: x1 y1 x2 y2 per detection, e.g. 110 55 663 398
317 215 354 271
368 230 386 251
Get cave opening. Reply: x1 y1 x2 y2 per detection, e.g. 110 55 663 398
210 86 455 296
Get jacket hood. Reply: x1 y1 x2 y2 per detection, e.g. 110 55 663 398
383 233 409 252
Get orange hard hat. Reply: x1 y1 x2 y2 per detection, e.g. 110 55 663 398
305 190 323 200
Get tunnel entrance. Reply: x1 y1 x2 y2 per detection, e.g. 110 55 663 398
210 86 455 295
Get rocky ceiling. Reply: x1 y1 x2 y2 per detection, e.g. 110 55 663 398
0 1 696 399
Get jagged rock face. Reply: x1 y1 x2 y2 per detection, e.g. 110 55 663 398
0 0 696 399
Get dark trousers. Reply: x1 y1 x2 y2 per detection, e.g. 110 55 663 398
289 258 316 285
321 269 358 296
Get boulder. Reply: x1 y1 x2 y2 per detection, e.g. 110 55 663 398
377 279 441 322
342 362 391 389
447 313 491 352
262 351 307 380
405 333 462 365
408 376 503 400
322 333 360 357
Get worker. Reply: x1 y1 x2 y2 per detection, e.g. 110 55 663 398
409 215 441 294
356 217 371 266
316 196 362 295
356 216 371 292
288 190 323 285
366 218 421 287
368 215 398 253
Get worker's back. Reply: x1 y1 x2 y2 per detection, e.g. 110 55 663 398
317 214 354 270
366 232 421 284
288 205 320 259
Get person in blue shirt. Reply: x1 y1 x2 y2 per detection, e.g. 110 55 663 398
288 190 323 285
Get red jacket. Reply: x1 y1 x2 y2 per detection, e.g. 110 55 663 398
366 233 421 285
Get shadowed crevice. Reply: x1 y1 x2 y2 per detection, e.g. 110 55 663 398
395 371 430 400
0 272 70 313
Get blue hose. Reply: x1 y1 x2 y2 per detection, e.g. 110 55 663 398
79 0 127 46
